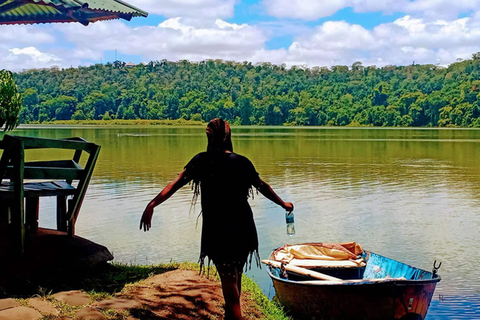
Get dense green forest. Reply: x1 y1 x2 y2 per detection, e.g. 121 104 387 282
12 53 480 127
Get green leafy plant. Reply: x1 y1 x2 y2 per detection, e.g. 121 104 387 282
0 69 22 131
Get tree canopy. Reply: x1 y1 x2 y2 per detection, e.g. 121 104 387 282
12 53 480 127
0 69 22 131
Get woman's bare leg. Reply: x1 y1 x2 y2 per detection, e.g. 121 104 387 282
217 264 243 320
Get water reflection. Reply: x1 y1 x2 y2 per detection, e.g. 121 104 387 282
3 125 480 319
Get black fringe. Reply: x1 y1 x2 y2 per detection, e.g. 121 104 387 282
198 249 261 278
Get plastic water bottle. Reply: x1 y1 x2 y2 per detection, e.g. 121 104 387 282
286 211 295 236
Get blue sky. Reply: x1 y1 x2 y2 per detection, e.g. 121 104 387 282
2 0 480 72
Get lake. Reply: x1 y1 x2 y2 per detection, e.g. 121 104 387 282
4 125 480 319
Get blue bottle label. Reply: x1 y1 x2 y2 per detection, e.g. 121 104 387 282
286 212 294 223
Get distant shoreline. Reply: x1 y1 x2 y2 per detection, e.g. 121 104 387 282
34 119 206 126
15 120 473 129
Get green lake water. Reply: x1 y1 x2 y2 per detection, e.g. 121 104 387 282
4 125 480 319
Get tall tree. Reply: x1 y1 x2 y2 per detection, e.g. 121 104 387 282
0 69 22 130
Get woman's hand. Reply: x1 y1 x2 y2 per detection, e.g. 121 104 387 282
140 205 154 231
139 170 192 232
284 202 294 212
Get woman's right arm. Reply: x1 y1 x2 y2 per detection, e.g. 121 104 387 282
140 170 192 231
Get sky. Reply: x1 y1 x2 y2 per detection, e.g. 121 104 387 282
2 0 480 72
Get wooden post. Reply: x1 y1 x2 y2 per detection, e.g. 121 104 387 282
67 145 100 236
67 149 82 185
65 148 82 233
10 139 25 255
0 200 11 248
0 199 9 224
25 197 39 232
67 198 75 236
56 196 67 232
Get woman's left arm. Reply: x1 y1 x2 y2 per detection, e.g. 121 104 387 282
254 177 294 212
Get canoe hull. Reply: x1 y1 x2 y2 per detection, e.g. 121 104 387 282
267 248 440 320
272 276 438 320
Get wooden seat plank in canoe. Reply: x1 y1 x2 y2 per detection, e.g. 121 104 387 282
0 134 100 255
261 260 343 282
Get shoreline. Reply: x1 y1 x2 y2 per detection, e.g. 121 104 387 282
36 119 206 126
13 120 477 129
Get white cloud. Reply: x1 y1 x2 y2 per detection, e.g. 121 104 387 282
271 14 480 67
56 18 266 63
250 48 289 65
404 0 480 20
127 0 235 19
263 0 349 20
386 16 480 50
0 25 56 46
263 0 480 21
9 47 59 62
304 21 376 51
0 47 65 71
350 0 403 14
0 25 64 71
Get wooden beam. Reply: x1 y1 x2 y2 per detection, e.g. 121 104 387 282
0 181 76 199
8 135 97 152
68 9 89 26
5 166 82 181
262 260 343 282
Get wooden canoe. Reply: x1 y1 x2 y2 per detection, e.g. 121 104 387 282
265 244 441 320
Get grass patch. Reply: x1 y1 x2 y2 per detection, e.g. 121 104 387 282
36 287 54 300
99 308 130 320
86 290 114 302
50 301 83 319
15 298 29 307
242 276 291 320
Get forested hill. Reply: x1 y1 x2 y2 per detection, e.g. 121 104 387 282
13 54 480 127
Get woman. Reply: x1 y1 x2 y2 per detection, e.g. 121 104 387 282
140 118 294 320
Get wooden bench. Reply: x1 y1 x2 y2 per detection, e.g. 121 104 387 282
0 134 100 254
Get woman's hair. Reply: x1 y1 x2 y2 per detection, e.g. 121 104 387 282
206 118 233 152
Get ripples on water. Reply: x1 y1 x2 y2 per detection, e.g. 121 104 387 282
6 126 480 319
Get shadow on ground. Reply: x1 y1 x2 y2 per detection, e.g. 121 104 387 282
0 261 177 298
